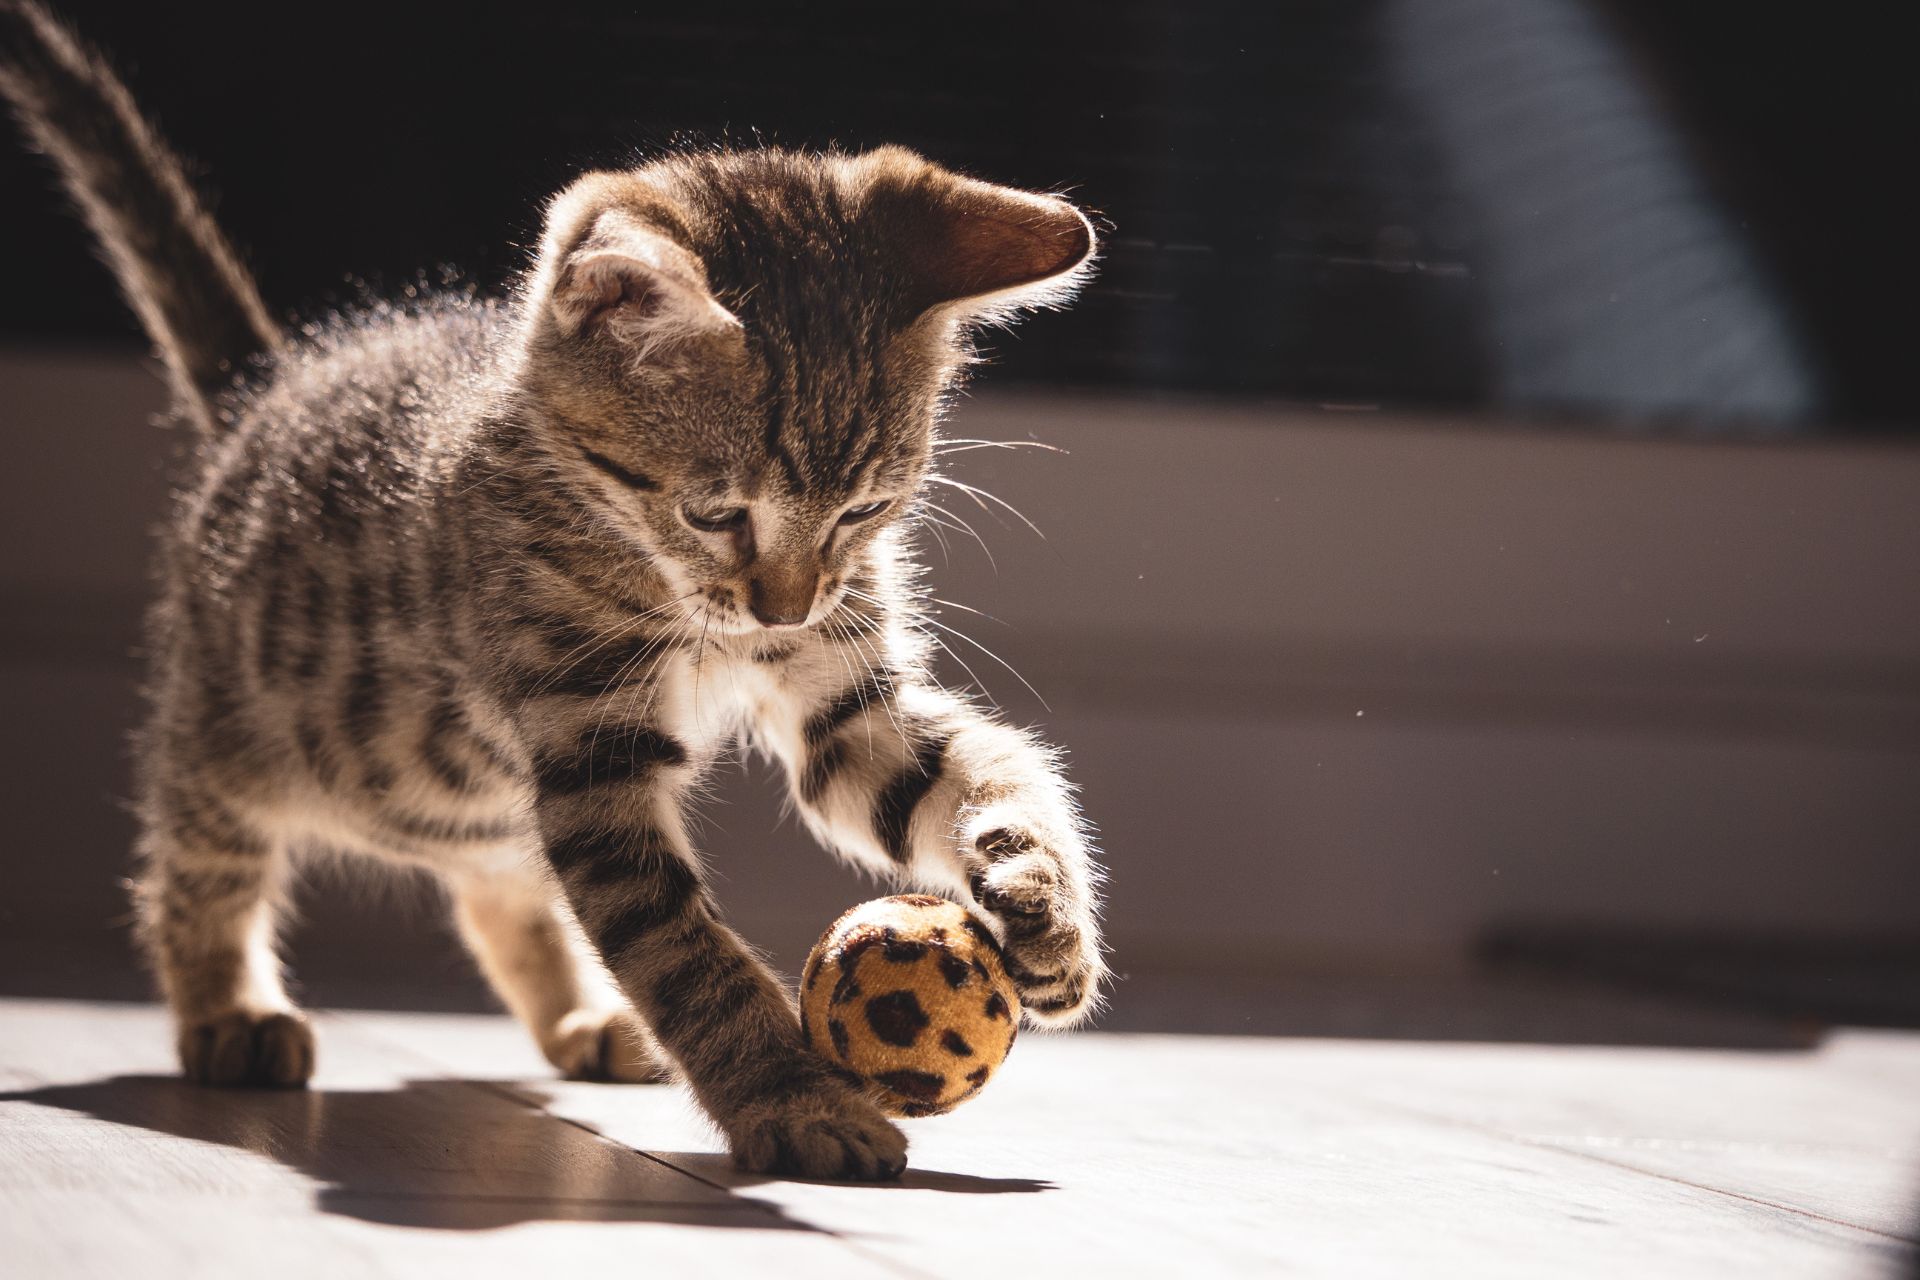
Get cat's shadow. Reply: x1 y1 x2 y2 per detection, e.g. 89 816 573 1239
1 1074 1050 1233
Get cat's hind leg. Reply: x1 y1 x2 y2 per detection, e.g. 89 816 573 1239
134 788 312 1088
450 867 671 1083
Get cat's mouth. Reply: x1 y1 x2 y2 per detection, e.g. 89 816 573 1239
681 591 810 637
684 583 849 637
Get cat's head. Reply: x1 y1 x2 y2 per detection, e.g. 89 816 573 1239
510 146 1093 634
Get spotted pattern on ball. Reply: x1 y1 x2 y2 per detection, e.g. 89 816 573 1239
800 895 1019 1117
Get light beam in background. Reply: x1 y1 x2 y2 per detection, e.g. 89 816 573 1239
1386 0 1816 429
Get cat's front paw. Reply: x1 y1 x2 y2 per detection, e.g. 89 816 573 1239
970 829 1105 1026
725 1074 908 1182
178 1009 315 1088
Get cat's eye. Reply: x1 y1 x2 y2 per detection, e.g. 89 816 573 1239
838 500 891 526
684 506 748 534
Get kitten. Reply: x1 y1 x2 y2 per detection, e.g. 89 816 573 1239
0 0 1106 1179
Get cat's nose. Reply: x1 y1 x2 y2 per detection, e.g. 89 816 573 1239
748 573 815 629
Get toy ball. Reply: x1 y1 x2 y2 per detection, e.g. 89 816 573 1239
801 894 1018 1117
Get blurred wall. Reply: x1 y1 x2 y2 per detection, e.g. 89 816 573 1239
3 348 1916 1009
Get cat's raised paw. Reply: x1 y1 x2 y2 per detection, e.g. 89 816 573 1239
178 1009 315 1088
727 1084 908 1182
547 1008 673 1083
971 836 1105 1026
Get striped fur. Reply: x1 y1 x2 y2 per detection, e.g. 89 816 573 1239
4 1 1106 1181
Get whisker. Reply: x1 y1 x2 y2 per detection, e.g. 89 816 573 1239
524 590 698 701
929 473 1000 524
911 623 993 706
628 620 695 733
916 612 1051 713
821 620 876 759
583 609 689 758
933 438 1066 456
830 591 909 740
842 611 909 744
917 499 997 573
693 602 714 718
926 475 1047 541
929 596 1008 627
909 510 953 564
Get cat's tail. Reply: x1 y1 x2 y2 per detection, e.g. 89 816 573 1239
0 0 281 426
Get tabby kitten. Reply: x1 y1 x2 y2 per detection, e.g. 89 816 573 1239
1 1 1106 1180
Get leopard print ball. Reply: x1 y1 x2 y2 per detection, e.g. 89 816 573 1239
801 895 1019 1118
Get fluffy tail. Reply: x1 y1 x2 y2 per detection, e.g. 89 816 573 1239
0 0 280 425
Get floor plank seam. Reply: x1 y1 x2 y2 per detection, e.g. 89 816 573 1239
1517 1140 1920 1248
1344 1091 1920 1248
1524 1133 1915 1160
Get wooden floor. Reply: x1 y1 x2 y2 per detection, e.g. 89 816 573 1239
1 999 1916 1278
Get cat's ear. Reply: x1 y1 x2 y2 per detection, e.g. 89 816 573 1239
543 206 741 357
858 149 1096 319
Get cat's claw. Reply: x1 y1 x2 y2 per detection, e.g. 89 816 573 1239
971 832 1104 1026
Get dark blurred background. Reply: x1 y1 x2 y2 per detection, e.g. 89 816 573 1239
2 0 1916 1043
3 0 1917 429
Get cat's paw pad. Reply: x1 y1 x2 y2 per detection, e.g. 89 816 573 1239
970 833 1105 1026
178 1009 315 1088
727 1082 908 1182
547 1008 673 1083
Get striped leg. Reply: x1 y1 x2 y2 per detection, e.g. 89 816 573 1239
528 718 907 1180
135 788 313 1088
777 673 1107 1024
450 868 670 1082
